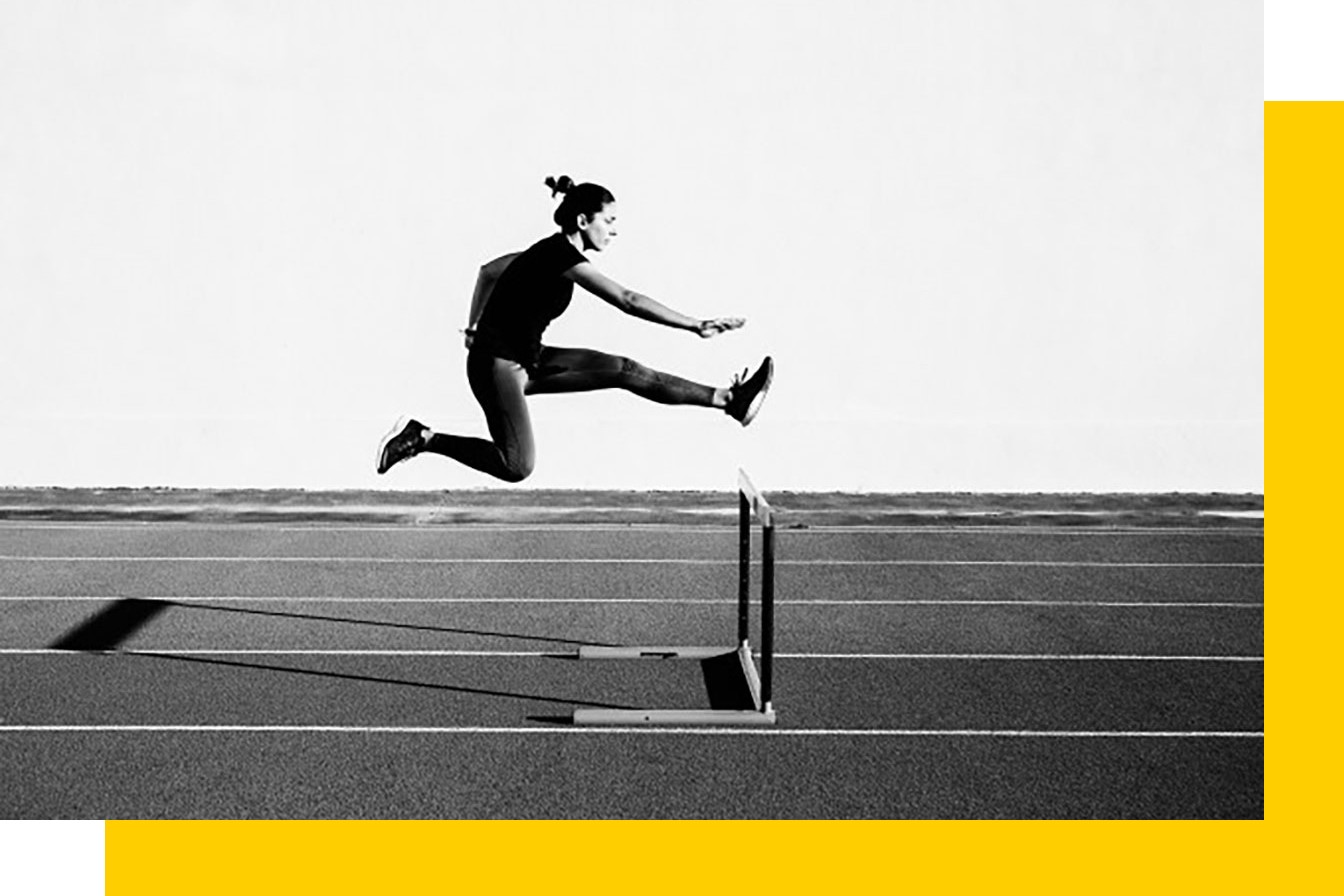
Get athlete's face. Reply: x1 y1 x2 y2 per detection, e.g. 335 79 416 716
576 203 618 252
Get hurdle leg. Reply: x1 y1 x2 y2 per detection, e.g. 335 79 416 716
739 490 750 647
569 469 778 726
761 515 774 712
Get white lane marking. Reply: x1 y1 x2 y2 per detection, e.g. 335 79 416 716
0 556 1264 568
0 652 553 658
0 596 1265 608
783 530 1262 537
785 560 1263 568
0 724 1264 738
0 648 1264 662
0 522 1264 535
0 652 556 658
775 653 1264 662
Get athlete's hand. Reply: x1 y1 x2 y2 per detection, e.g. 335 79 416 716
697 317 745 338
462 328 476 350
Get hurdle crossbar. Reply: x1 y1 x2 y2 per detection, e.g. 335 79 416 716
571 468 777 726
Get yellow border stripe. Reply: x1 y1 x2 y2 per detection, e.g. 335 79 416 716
1265 100 1339 847
107 820 1276 893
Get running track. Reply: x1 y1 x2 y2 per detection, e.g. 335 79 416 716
0 503 1262 818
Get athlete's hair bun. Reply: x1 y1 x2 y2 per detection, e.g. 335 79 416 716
545 175 575 198
546 177 616 234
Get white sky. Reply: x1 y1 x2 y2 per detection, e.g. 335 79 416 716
1 0 1262 492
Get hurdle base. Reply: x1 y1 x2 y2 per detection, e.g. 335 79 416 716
572 707 777 727
577 645 729 660
570 643 774 726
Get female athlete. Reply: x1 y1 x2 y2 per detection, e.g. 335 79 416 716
377 175 773 482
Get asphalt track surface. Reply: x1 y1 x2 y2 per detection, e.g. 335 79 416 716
0 506 1262 818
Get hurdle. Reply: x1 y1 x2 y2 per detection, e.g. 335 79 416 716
571 468 777 726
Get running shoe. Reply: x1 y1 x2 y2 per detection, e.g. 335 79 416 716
724 357 774 427
376 418 426 474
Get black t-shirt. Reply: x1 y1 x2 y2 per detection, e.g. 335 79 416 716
473 232 588 366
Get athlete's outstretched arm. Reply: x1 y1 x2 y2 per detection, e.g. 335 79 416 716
565 262 744 338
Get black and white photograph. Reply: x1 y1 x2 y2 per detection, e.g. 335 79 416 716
2 0 1262 826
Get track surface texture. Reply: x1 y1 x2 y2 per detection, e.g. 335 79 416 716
0 489 1263 819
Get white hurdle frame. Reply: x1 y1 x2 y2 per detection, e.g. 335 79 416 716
571 469 777 726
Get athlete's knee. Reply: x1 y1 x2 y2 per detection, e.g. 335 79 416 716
499 452 535 483
616 356 655 386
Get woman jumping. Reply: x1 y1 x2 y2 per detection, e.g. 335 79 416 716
376 175 773 482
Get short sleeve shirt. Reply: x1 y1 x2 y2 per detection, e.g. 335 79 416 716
473 233 588 366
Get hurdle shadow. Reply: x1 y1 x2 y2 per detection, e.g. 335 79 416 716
47 598 617 654
172 601 617 651
47 598 635 711
528 650 757 724
700 650 761 710
49 598 173 651
133 651 637 711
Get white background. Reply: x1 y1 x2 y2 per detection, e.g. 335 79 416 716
1 0 1263 493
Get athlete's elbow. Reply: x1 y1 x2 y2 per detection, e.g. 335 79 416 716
480 253 517 278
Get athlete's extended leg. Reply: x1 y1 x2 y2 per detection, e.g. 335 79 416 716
376 348 774 477
525 346 723 406
419 352 537 482
527 347 773 425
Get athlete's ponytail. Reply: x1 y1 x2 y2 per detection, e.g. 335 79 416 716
546 175 615 233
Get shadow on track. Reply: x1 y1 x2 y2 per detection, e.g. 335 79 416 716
528 651 759 726
47 597 617 652
131 651 638 711
174 601 617 649
49 598 172 651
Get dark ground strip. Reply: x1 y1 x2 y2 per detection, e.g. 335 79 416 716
0 502 1262 818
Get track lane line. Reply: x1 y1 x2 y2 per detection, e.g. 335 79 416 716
0 595 1265 607
0 556 1264 568
0 522 1264 535
0 724 1264 737
0 648 1265 661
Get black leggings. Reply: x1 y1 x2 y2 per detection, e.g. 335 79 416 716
423 346 718 482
